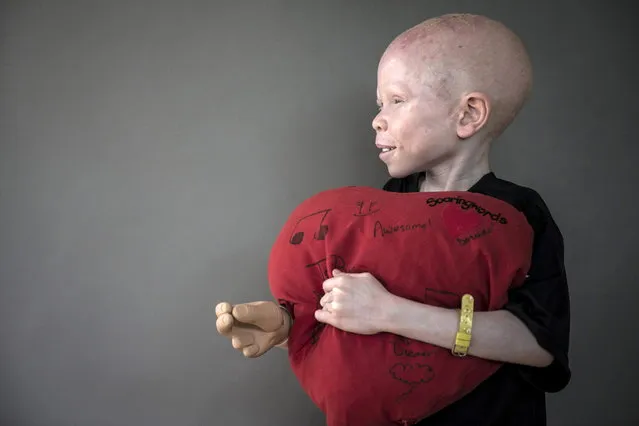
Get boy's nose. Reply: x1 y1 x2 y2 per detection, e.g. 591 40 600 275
372 113 388 132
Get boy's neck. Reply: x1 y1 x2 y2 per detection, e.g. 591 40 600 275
419 154 491 192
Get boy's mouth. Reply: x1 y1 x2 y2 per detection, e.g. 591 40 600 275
376 143 396 153
378 145 397 161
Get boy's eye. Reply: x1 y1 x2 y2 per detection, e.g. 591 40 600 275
377 98 403 110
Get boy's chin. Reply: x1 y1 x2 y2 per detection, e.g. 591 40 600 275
386 164 419 179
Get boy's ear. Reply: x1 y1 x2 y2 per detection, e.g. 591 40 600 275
456 92 491 139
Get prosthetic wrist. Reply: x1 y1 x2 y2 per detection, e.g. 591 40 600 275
274 305 292 347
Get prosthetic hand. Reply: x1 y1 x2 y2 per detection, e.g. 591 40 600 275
215 301 291 357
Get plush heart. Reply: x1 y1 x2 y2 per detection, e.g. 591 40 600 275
441 203 487 238
268 186 533 426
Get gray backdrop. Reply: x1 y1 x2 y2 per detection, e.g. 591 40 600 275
1 1 637 425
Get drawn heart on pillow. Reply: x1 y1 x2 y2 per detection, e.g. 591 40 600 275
441 204 487 239
390 363 435 386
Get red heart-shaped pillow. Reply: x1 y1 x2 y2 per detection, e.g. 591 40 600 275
268 186 533 426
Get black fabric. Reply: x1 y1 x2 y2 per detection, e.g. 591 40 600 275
383 172 571 426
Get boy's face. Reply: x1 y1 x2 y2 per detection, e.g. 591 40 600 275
373 53 460 178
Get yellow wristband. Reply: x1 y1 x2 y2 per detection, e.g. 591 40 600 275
452 294 474 357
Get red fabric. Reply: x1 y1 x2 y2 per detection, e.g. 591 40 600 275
268 186 533 426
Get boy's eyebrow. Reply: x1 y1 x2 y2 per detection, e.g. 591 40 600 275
381 82 412 94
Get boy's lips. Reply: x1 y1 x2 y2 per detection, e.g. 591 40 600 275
377 144 397 161
375 143 396 153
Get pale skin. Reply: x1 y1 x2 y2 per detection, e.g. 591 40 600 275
216 14 553 368
316 270 553 367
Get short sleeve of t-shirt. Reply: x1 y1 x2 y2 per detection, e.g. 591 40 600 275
499 190 571 392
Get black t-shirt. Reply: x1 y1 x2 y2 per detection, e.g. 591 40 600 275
383 172 571 426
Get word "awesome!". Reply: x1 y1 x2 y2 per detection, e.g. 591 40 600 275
374 221 428 238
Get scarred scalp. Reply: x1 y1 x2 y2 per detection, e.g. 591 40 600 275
380 13 533 138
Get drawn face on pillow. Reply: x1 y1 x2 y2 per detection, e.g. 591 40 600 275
268 186 533 426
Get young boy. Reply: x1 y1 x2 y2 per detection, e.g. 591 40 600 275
216 13 570 426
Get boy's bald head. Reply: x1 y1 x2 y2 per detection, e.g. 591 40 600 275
380 13 533 140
